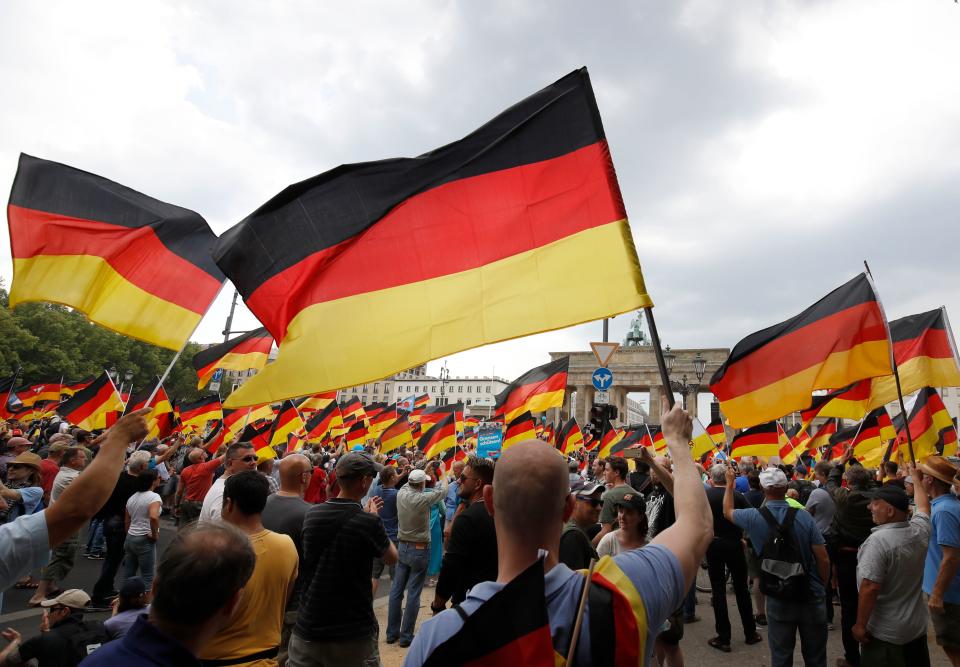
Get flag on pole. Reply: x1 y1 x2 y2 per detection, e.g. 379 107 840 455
305 402 344 442
215 68 652 407
379 416 414 454
597 425 625 458
16 380 62 407
192 327 273 389
557 418 585 455
346 421 369 450
60 378 94 398
55 372 123 430
729 422 780 459
705 415 726 447
709 274 892 428
296 391 338 413
494 357 569 422
124 382 175 440
269 400 305 448
420 403 465 434
439 446 467 473
340 397 365 423
691 418 719 459
807 419 839 452
898 387 957 459
609 427 644 458
369 405 398 433
418 413 457 459
204 421 227 454
7 154 224 350
503 411 538 451
178 395 223 431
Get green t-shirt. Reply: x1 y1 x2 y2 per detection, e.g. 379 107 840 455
599 484 638 525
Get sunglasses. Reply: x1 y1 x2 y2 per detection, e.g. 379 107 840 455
576 496 603 507
233 455 257 463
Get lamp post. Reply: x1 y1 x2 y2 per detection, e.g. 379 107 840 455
439 362 450 406
662 348 707 411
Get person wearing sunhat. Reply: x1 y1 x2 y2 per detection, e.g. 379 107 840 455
852 473 931 664
917 454 960 664
0 452 44 523
0 589 109 666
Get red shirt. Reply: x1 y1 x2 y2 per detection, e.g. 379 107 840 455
40 459 59 497
179 457 223 501
305 468 327 504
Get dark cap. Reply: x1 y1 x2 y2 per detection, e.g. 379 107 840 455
571 479 603 496
614 492 646 513
866 485 910 513
335 451 382 479
119 576 146 598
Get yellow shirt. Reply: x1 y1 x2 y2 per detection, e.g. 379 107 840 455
200 528 299 666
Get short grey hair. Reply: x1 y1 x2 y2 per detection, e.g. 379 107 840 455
128 450 151 473
710 464 728 485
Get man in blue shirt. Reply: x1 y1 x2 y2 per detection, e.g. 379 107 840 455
918 455 960 665
725 465 830 667
404 401 713 666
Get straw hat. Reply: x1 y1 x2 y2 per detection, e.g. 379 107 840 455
917 455 959 485
8 451 42 470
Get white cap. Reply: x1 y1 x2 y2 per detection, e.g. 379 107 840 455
408 469 428 484
759 467 788 488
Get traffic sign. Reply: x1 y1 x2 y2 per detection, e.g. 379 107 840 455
591 367 613 391
209 381 221 392
590 342 620 367
594 391 610 404
211 368 224 382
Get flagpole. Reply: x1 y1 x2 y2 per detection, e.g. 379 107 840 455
863 261 916 464
4 365 22 415
643 307 675 410
566 558 597 666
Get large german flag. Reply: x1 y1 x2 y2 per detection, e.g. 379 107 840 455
557 418 584 455
305 402 344 442
7 154 224 350
379 416 413 454
503 411 538 451
418 413 457 458
345 420 369 449
340 397 365 423
709 274 892 428
192 328 273 390
215 68 651 407
597 424 625 458
729 421 780 459
178 395 223 431
55 372 122 430
900 387 957 459
807 418 838 452
369 405 398 433
17 380 62 407
269 400 305 448
420 403 465 434
223 404 274 440
124 382 175 440
60 378 94 398
609 427 643 458
439 446 467 473
494 357 569 422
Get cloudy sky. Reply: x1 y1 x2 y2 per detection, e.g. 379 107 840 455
2 1 958 411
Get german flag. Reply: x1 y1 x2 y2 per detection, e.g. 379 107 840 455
597 424 624 458
124 383 175 440
494 358 569 422
369 405 398 433
414 394 430 409
777 424 801 460
783 428 812 465
178 395 222 431
215 68 652 407
652 428 667 454
55 372 122 430
305 402 344 442
541 423 555 446
237 421 273 451
900 387 957 459
420 558 553 667
204 420 227 455
223 404 274 440
807 418 838 453
418 413 457 458
465 416 481 431
8 154 224 350
192 327 273 390
296 391 338 413
17 380 62 407
364 403 386 421
439 446 467 473
420 403 465 434
379 416 414 454
340 397 365 423
60 378 94 398
557 418 585 455
268 400 305 448
709 274 892 428
706 415 727 447
503 411 538 451
346 420 369 449
729 422 780 459
285 432 305 456
691 418 720 459
610 427 644 458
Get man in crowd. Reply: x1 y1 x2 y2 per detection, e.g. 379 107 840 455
372 466 400 596
200 470 298 667
0 437 31 482
199 441 257 522
432 456 497 611
174 447 224 527
29 446 90 606
82 522 257 666
852 479 931 665
290 452 396 666
919 455 960 665
588 456 605 485
39 440 67 505
558 479 602 571
592 456 637 547
705 463 760 653
805 460 838 629
0 589 108 666
261 453 313 666
724 465 830 666
406 401 713 666
387 464 446 647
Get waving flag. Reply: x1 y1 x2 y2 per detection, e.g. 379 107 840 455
268 400 305 448
503 411 537 451
494 357 569 422
691 418 719 459
215 68 652 407
420 403 465 434
17 380 62 407
899 387 957 459
597 424 625 458
379 416 414 454
178 395 223 431
296 391 338 413
8 154 224 350
192 327 273 389
729 422 780 459
557 418 585 455
418 413 457 458
305 402 344 442
56 372 123 430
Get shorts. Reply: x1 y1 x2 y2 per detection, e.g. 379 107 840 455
930 599 960 648
657 608 684 645
744 541 761 578
372 556 395 580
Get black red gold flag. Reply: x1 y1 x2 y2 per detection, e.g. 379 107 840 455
705 415 726 446
192 327 273 390
55 372 123 430
494 357 569 422
379 416 413 454
418 413 457 459
807 419 838 452
296 391 338 413
369 405 398 433
305 402 344 442
557 418 584 455
729 421 780 459
60 377 94 398
899 387 957 459
597 424 625 458
17 380 62 407
215 68 652 407
420 403 465 434
609 427 644 458
439 446 467 473
503 411 537 451
269 400 305 448
709 274 892 428
8 154 224 350
124 381 175 440
204 420 227 455
340 397 365 423
178 395 223 431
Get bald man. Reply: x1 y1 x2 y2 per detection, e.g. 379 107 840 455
175 447 225 527
262 453 313 666
404 402 713 666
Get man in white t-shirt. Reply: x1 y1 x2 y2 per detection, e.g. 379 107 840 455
199 442 257 522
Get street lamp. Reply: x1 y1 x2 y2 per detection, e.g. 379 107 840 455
439 362 450 406
663 349 707 410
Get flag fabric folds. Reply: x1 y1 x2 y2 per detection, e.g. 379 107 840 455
379 417 414 454
494 357 569 422
55 372 122 430
17 380 62 407
691 418 719 460
807 419 839 453
296 392 338 413
215 68 652 407
418 413 457 459
178 395 223 431
597 424 625 458
60 378 94 398
420 403 465 434
305 402 344 442
705 416 727 447
124 383 175 440
346 421 369 449
900 387 957 459
192 327 273 389
340 398 365 423
557 418 585 455
439 446 467 473
709 274 892 428
369 405 398 433
729 422 780 459
503 411 537 451
269 400 305 448
7 154 224 350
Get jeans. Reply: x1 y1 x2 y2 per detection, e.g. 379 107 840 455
766 596 827 667
85 518 105 554
683 582 697 618
387 541 430 644
92 516 126 603
121 534 156 589
836 548 860 665
707 538 756 642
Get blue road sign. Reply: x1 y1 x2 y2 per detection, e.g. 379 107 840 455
591 367 613 391
211 368 224 382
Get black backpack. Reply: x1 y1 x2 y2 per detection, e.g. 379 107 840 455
757 507 809 601
58 619 110 663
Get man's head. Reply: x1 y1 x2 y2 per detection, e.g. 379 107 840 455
134 469 159 493
47 440 70 462
222 470 269 523
570 480 603 527
408 468 428 490
380 465 398 488
451 459 466 480
813 461 832 482
187 448 205 465
41 589 90 625
844 465 873 492
278 453 312 495
592 457 605 479
61 445 89 471
458 456 494 502
614 492 648 538
918 455 960 498
709 463 728 487
759 467 789 499
335 451 382 498
151 522 255 632
4 436 31 456
224 442 257 476
866 485 910 525
881 461 898 479
604 457 628 485
127 450 151 475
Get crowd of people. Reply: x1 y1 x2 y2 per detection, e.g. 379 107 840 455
0 401 958 667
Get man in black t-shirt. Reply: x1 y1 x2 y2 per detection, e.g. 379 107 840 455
289 452 397 667
558 480 602 571
0 589 108 667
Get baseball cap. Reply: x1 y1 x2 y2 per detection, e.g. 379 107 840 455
408 468 428 484
119 576 147 598
6 436 30 449
41 589 90 610
351 444 364 452
865 485 910 512
571 479 603 496
335 451 382 479
759 467 788 488
614 492 646 513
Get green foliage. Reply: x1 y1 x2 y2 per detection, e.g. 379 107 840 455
0 286 204 402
